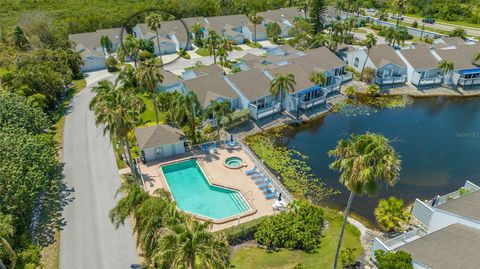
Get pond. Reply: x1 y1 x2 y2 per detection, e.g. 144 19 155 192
283 97 480 224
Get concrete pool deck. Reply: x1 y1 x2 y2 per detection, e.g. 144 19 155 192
137 145 278 231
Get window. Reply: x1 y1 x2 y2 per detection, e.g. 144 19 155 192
254 98 266 109
354 57 359 68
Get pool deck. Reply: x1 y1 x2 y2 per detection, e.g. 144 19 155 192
137 145 278 231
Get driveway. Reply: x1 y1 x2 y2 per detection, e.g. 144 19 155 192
59 73 139 269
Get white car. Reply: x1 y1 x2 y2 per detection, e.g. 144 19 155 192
391 14 404 20
367 8 376 13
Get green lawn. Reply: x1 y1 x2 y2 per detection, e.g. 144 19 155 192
246 42 263 48
138 93 166 126
230 209 362 269
405 13 480 29
195 48 210 57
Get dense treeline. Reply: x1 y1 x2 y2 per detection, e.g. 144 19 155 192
0 9 82 268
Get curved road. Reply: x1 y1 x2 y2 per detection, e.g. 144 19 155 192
59 73 139 269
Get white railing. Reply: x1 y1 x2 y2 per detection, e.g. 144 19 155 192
458 77 480 87
248 103 281 121
375 75 407 85
299 95 326 110
238 138 294 203
417 75 443 86
342 72 353 82
381 227 428 250
435 181 480 206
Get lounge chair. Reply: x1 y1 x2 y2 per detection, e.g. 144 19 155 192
250 173 263 179
257 180 271 189
254 177 266 184
212 143 218 153
245 166 257 175
203 144 210 154
265 189 278 199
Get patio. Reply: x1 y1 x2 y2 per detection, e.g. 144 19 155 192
137 144 280 231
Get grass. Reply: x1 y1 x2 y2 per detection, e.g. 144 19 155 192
245 42 263 48
405 13 480 29
195 48 210 57
354 28 368 34
230 208 362 269
137 93 166 126
232 46 243 51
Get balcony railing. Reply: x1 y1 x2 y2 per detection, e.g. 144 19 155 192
381 228 428 250
415 75 443 86
342 72 353 82
248 102 281 121
298 95 326 110
458 77 480 87
322 82 341 94
434 183 480 207
375 74 407 85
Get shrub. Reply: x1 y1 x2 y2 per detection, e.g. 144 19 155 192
177 49 191 59
219 216 267 245
366 84 381 97
411 21 418 28
363 67 375 83
374 250 414 269
105 56 118 72
374 197 411 232
341 248 358 269
449 27 466 39
224 109 250 129
254 200 324 252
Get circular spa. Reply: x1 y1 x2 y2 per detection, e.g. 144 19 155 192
224 157 245 169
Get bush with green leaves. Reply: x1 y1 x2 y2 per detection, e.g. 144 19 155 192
340 248 358 269
219 216 267 245
224 109 250 129
0 93 50 133
366 84 381 97
374 250 413 269
254 200 325 252
374 197 411 232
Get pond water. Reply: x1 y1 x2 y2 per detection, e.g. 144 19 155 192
283 97 480 223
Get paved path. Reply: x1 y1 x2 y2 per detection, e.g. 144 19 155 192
59 73 139 269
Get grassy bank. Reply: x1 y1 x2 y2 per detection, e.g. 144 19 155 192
231 208 362 269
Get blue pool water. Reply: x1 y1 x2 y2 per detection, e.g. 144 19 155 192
161 159 250 220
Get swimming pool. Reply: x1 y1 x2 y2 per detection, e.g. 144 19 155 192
161 159 251 220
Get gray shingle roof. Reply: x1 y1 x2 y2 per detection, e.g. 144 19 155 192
182 74 239 107
137 20 189 44
436 189 480 221
401 48 439 69
205 14 250 34
258 7 304 24
435 44 480 70
291 46 346 72
162 70 181 85
398 223 480 269
367 45 406 68
135 124 184 149
181 17 208 31
268 64 314 93
227 69 272 100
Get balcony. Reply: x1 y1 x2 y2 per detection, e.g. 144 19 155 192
375 74 407 85
433 181 480 207
341 72 353 82
297 95 326 110
414 75 443 86
249 103 281 121
322 81 342 95
458 77 480 87
378 228 428 250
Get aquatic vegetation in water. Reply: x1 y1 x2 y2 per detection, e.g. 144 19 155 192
332 95 413 116
245 127 338 201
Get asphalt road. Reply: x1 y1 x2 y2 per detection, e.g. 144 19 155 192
363 10 480 37
59 75 139 269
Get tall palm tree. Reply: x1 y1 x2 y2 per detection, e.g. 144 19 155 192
438 60 454 75
206 30 220 64
375 197 411 232
90 80 145 178
218 37 230 73
360 33 377 80
393 0 407 29
206 100 232 138
172 91 202 144
270 73 296 105
100 35 113 54
152 218 230 269
329 132 401 269
309 71 327 86
136 59 164 125
311 32 330 48
117 65 138 90
145 13 163 63
0 212 16 269
119 35 141 67
249 11 264 45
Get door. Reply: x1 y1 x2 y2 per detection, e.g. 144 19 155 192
155 146 163 158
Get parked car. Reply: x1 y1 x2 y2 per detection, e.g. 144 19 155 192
422 18 436 24
367 8 376 13
391 14 404 20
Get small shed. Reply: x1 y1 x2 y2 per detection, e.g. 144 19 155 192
135 124 186 162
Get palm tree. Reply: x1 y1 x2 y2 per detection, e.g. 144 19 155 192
218 37 231 73
90 80 145 178
0 212 16 269
191 22 204 47
119 35 141 67
117 65 138 90
100 35 113 54
309 71 327 86
206 30 220 64
270 73 296 105
375 197 411 232
109 175 149 229
329 132 401 269
136 59 164 125
393 0 407 29
152 218 230 269
172 91 202 144
438 59 454 75
145 13 163 63
360 33 377 80
249 11 264 45
345 85 357 99
311 33 330 48
206 100 232 138
297 0 310 18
